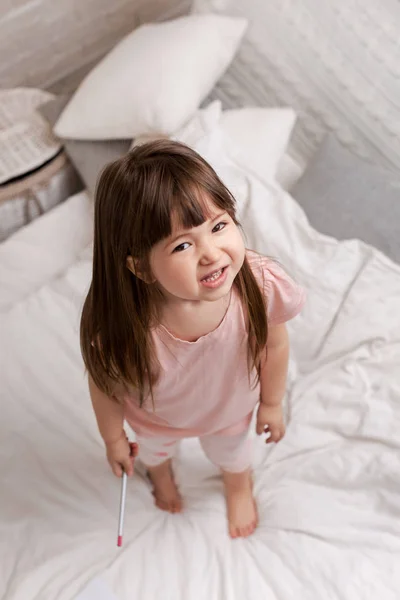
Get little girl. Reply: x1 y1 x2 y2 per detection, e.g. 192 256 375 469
80 140 305 539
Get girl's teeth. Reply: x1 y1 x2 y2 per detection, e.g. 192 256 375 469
204 269 222 282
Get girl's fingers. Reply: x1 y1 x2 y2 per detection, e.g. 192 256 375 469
256 421 265 435
265 428 282 443
112 463 123 478
123 459 134 477
130 442 139 457
260 423 285 443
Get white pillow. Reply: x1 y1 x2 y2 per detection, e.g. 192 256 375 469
169 102 251 215
0 191 92 312
131 102 298 207
54 15 247 141
130 101 225 163
220 107 297 182
172 100 225 166
138 103 297 182
276 153 305 190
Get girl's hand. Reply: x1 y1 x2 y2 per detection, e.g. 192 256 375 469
256 403 286 443
105 433 137 477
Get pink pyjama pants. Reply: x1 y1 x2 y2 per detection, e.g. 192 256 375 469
137 428 252 473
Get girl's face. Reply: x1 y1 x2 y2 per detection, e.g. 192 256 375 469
149 196 245 305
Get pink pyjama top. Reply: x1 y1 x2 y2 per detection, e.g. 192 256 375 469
121 251 306 439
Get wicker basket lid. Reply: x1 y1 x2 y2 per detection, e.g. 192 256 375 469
0 88 62 185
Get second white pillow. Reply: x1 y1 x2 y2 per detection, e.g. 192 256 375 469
220 107 297 183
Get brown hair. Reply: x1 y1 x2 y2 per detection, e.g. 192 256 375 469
80 140 268 405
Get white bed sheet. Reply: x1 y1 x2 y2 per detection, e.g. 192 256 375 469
1 170 400 600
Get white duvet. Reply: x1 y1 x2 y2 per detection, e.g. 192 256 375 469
1 137 400 600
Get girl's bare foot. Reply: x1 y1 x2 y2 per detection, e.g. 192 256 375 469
147 459 183 514
222 469 258 538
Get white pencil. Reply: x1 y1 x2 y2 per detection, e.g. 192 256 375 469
117 470 128 547
116 442 137 548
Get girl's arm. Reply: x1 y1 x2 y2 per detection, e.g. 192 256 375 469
89 376 135 477
256 324 289 443
89 375 125 444
259 323 289 407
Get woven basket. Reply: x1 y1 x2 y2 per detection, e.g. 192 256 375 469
0 151 82 242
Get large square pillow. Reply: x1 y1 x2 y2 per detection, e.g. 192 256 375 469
54 15 247 140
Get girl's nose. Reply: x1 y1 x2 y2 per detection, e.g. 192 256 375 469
199 241 221 265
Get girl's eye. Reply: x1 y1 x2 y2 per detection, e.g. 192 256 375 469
212 221 227 233
173 242 190 253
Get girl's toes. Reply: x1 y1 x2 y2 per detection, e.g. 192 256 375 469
246 524 255 537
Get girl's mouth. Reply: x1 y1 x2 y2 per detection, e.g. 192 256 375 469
201 266 228 289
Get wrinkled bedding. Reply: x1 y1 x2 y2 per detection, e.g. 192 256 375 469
1 162 400 599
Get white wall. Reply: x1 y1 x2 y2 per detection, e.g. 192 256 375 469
0 0 190 92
